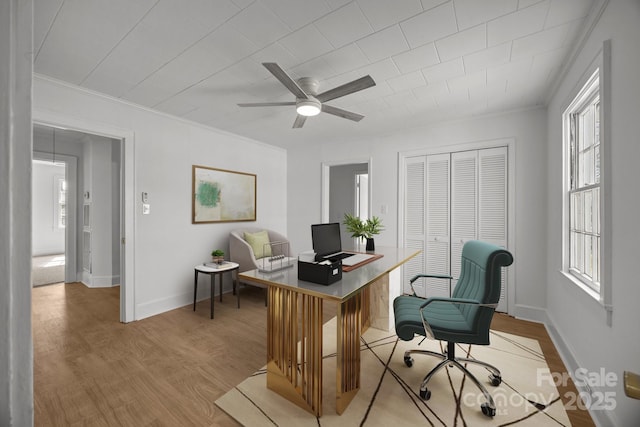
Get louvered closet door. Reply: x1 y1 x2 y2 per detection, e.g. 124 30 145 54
403 157 426 294
451 150 478 294
478 147 508 312
424 154 451 297
402 147 507 307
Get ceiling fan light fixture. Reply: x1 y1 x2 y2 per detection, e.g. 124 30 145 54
296 99 321 116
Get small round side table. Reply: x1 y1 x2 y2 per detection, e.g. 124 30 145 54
193 261 239 319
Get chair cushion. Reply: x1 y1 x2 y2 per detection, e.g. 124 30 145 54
244 230 272 259
394 295 488 345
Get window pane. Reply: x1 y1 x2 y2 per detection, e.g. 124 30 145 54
570 231 577 268
594 187 600 235
595 102 600 144
584 190 592 233
57 178 66 229
579 111 588 151
585 235 593 279
570 114 577 190
577 233 584 272
585 148 594 185
595 144 600 184
578 149 585 187
575 192 583 231
593 238 600 282
569 193 578 231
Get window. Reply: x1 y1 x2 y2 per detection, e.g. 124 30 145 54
57 177 66 229
564 70 600 294
355 173 368 221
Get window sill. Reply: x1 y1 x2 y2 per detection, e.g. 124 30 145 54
560 270 608 308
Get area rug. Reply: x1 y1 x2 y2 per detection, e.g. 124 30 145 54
216 318 571 426
32 254 65 286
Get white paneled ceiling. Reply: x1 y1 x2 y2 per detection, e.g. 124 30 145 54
34 0 595 148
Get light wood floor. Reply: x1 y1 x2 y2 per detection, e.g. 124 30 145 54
33 282 594 426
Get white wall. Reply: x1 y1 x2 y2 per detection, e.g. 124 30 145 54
32 161 65 256
33 76 287 320
288 107 548 319
545 1 640 425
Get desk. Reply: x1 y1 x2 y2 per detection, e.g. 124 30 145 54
194 262 239 319
239 246 419 416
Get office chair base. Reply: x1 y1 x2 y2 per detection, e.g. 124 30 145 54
404 342 501 417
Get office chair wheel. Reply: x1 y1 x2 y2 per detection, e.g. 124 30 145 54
489 374 502 386
404 356 414 367
419 388 431 400
481 403 496 417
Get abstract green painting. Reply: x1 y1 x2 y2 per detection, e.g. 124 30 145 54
192 165 256 223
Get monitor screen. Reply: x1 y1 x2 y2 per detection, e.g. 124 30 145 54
311 223 342 258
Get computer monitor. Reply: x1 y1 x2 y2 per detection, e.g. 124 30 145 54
311 223 342 259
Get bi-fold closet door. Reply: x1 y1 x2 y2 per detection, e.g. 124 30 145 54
403 146 508 312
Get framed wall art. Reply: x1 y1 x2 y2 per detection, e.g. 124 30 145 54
192 165 256 223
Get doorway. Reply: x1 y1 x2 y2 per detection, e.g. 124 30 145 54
32 122 130 321
321 159 371 250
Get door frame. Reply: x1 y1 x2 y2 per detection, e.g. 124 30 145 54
33 110 135 323
321 157 373 223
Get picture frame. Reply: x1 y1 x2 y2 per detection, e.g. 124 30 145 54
192 165 256 224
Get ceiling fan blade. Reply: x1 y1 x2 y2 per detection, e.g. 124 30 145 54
237 102 296 107
262 63 309 100
293 115 307 128
316 75 376 103
321 104 364 122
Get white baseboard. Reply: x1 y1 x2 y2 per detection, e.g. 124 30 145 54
136 292 193 320
543 312 617 427
81 272 120 288
511 303 547 323
135 283 235 320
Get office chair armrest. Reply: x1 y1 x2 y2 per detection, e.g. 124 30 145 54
418 296 479 309
418 297 498 339
409 273 453 296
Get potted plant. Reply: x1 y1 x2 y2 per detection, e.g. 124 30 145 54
343 213 384 252
211 249 225 264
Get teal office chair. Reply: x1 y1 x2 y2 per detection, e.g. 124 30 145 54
393 240 513 417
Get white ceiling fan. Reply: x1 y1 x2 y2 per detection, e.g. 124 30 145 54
238 62 376 128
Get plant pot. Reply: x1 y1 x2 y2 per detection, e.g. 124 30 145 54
211 256 224 264
365 238 375 252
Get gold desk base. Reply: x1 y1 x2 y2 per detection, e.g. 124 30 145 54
266 274 391 417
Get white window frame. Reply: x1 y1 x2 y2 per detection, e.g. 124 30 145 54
56 176 67 229
564 71 600 293
561 41 612 322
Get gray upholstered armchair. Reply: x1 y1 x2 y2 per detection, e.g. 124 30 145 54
229 227 291 304
229 227 290 272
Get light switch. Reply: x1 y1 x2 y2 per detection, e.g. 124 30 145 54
381 204 388 214
142 203 150 215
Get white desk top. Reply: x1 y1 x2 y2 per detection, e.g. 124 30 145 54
195 261 239 273
238 246 419 302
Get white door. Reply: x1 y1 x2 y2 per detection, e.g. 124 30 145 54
424 153 451 297
402 146 508 311
478 147 508 311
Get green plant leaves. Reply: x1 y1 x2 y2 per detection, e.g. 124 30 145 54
343 213 384 239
